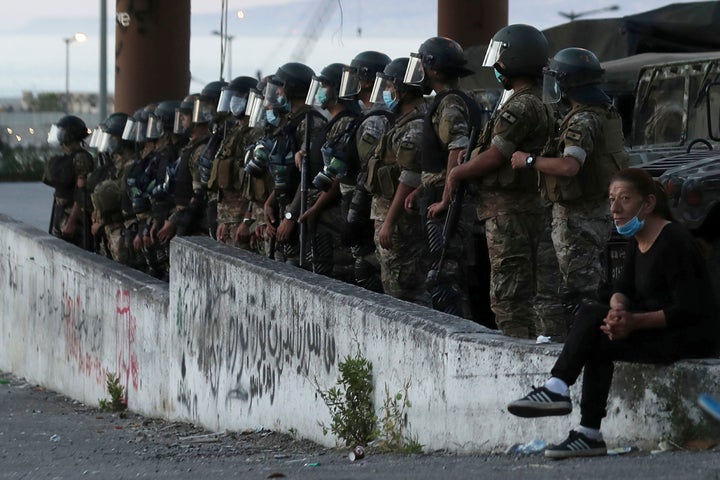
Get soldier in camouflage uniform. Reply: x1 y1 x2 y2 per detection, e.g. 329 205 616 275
295 62 360 280
511 48 629 340
209 76 263 249
366 58 431 305
258 62 327 265
43 115 94 250
337 51 393 293
443 25 554 338
90 112 135 263
406 36 479 320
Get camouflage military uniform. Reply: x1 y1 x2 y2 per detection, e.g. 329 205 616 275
347 106 392 292
269 106 327 265
474 84 552 338
369 102 431 306
50 147 94 249
535 104 627 338
168 132 211 236
421 90 475 320
210 121 262 249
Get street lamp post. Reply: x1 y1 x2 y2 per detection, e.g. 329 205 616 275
64 32 87 113
211 30 235 80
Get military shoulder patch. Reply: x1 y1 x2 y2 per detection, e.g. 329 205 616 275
565 129 582 142
501 111 517 124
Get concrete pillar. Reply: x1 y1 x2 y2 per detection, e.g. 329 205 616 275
437 0 508 49
115 0 190 115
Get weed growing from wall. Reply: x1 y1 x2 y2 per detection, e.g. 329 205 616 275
97 372 127 413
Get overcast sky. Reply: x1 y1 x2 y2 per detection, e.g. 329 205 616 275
0 0 703 99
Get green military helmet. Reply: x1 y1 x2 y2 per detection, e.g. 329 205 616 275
218 76 259 116
406 36 473 85
147 100 181 139
340 51 392 99
543 48 609 105
369 57 424 110
194 80 228 123
273 62 315 99
307 62 346 108
101 112 130 136
483 24 550 78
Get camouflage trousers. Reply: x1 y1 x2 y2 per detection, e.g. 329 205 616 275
51 198 92 250
306 204 354 283
104 222 128 264
535 202 611 339
217 190 251 250
424 201 476 319
485 211 544 338
374 211 432 307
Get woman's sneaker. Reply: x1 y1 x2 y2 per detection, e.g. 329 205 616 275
545 430 607 459
507 386 572 417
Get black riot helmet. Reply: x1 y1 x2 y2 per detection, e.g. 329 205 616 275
482 24 550 79
194 80 228 124
97 112 130 153
405 36 473 86
175 94 198 135
48 115 90 146
339 51 392 99
369 57 423 109
272 62 314 99
122 104 155 143
543 48 609 105
218 76 259 116
307 62 346 109
147 100 181 139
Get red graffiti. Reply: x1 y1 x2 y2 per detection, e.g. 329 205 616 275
116 289 140 391
62 282 104 387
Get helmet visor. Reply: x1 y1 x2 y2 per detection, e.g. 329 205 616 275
247 91 266 128
403 53 425 85
370 73 394 104
305 77 322 107
339 67 361 99
173 109 186 135
217 88 237 114
47 124 61 146
97 131 112 153
542 72 562 104
482 39 506 67
146 114 164 139
262 81 286 108
192 98 215 124
135 122 148 143
121 119 136 142
230 95 248 117
88 127 101 149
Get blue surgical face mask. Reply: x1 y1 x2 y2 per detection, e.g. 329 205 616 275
614 204 646 237
494 68 504 84
230 96 247 117
382 90 398 111
265 109 280 126
315 87 328 107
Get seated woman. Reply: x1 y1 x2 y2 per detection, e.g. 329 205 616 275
507 167 720 459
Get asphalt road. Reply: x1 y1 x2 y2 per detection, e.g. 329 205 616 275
0 181 53 232
2 372 720 480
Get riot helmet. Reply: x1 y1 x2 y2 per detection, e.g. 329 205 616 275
47 115 90 147
264 62 314 108
482 24 549 80
217 76 258 117
193 80 228 124
306 62 345 109
404 36 473 86
369 57 423 111
340 51 392 99
175 94 198 134
147 100 181 139
542 47 609 105
97 112 130 153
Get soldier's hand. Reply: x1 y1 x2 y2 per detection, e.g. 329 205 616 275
298 206 317 224
277 218 296 242
235 222 251 243
294 150 306 170
511 151 530 169
91 222 103 236
404 188 419 213
134 232 143 251
264 203 276 226
157 220 176 244
216 223 227 243
378 222 393 250
427 200 449 219
61 220 76 238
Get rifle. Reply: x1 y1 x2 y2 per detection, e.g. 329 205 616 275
426 125 480 285
299 111 313 268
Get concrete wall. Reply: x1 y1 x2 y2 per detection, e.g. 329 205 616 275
1 213 719 452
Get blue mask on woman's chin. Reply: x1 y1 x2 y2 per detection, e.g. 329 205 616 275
615 206 646 237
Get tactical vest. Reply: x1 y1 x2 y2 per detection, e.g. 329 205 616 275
365 108 424 200
540 104 629 203
308 109 358 179
478 88 554 192
212 123 255 192
43 153 76 199
173 137 209 207
334 109 394 187
421 89 482 174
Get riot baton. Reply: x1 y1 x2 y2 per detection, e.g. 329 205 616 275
299 110 313 268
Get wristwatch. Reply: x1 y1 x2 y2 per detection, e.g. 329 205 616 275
525 155 536 168
242 218 253 225
284 211 294 221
